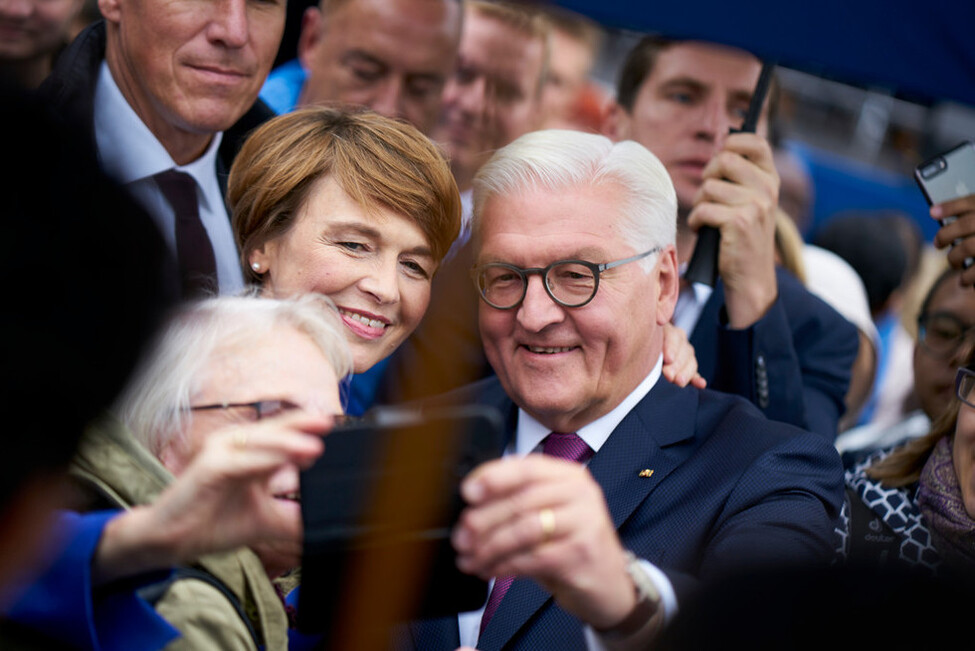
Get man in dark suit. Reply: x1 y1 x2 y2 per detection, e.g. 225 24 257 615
39 0 284 297
404 129 844 649
606 36 859 440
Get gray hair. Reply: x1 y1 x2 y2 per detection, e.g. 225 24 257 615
471 129 677 271
114 291 353 456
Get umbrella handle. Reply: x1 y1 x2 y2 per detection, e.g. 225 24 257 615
682 61 776 288
683 226 720 286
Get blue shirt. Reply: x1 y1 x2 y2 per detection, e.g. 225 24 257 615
260 59 306 115
6 511 178 651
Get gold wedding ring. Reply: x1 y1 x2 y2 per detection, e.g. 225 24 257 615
538 508 556 542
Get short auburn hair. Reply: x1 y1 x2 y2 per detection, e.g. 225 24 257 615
229 106 461 283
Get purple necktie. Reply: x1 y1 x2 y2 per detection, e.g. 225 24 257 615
154 169 217 298
478 432 594 635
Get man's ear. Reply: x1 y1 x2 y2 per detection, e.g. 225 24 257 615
655 246 680 326
297 6 324 69
603 101 632 142
98 0 122 23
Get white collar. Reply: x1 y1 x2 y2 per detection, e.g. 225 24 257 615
514 354 663 456
94 60 224 209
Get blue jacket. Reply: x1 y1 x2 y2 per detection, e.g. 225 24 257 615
690 266 859 441
401 374 845 650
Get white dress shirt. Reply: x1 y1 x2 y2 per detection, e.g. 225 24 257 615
93 61 245 295
458 355 679 649
672 278 713 336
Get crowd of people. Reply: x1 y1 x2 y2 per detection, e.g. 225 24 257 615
2 0 974 649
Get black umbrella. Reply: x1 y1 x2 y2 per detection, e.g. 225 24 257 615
551 0 974 283
555 0 975 107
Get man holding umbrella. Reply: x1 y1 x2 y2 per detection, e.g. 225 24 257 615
606 36 859 441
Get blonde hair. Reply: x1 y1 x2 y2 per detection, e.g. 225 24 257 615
774 208 807 284
229 107 461 283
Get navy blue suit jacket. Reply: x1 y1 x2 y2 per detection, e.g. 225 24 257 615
690 266 859 441
400 374 845 650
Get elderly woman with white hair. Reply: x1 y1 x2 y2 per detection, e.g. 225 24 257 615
8 293 352 650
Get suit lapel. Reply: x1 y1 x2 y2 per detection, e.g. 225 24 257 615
590 380 699 531
480 381 701 649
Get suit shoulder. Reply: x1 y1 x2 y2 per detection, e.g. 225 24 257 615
775 266 857 335
695 386 838 456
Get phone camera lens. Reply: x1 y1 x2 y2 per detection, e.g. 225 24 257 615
922 159 946 179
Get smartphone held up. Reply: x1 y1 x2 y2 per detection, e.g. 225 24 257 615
915 140 975 269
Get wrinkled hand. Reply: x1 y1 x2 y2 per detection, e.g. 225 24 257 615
661 322 706 388
687 132 779 328
452 455 635 629
931 194 975 286
95 412 333 584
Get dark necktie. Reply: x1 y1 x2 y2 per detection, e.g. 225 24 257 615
154 169 217 298
478 432 594 635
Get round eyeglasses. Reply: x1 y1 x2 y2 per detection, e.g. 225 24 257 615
472 247 661 310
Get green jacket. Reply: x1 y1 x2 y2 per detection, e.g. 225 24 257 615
70 416 290 650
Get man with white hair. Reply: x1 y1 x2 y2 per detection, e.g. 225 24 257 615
403 130 844 650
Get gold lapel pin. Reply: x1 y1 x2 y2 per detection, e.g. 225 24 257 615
639 469 654 478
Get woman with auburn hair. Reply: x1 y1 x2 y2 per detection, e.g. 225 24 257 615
229 106 461 414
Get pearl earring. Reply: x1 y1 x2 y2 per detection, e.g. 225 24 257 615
251 262 262 272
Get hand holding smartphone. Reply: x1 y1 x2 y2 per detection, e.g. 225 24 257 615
297 405 504 637
915 140 975 269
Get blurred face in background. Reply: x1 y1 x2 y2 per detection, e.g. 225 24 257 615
433 6 545 188
539 25 595 129
297 0 461 135
914 274 975 421
611 41 765 211
0 0 84 61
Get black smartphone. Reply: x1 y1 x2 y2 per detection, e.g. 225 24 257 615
297 404 505 636
915 140 975 268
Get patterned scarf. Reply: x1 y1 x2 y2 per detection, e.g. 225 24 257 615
917 436 975 568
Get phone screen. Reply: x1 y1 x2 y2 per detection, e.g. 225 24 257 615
297 404 504 635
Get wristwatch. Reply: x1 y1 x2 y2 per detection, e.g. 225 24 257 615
594 551 661 641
